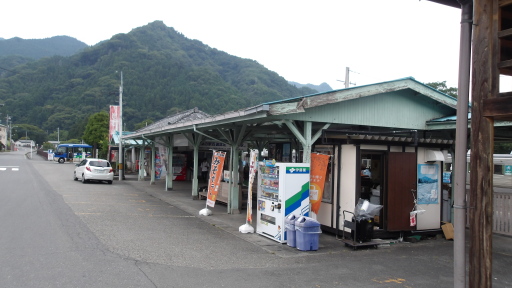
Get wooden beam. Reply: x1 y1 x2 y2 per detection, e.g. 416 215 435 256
483 96 512 120
498 59 512 75
498 28 512 38
500 0 512 7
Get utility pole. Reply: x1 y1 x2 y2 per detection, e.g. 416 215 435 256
338 67 356 88
344 67 350 88
118 71 124 181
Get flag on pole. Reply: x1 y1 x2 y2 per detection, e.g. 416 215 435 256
310 153 330 214
206 151 226 208
246 149 258 224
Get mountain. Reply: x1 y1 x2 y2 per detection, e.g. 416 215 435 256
289 82 333 93
0 36 88 59
0 21 318 140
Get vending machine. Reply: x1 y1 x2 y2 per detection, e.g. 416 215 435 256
256 161 310 243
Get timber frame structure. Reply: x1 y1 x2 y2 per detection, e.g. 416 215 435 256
123 77 462 214
429 0 511 287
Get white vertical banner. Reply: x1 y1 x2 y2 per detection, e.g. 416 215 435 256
240 149 258 233
246 149 258 224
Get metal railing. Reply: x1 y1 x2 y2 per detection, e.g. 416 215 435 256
494 192 512 236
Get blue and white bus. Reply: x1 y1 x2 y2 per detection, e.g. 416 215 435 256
53 143 92 163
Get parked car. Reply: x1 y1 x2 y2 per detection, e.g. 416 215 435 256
74 158 114 184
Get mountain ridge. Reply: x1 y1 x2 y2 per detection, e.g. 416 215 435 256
0 35 88 59
0 21 318 142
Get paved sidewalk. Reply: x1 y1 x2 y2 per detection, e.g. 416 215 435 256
120 174 348 256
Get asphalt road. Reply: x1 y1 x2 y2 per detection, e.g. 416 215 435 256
1 150 511 288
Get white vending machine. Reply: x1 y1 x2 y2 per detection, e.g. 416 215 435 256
256 161 310 243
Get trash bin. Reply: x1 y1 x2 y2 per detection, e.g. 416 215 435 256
285 214 297 247
295 216 321 251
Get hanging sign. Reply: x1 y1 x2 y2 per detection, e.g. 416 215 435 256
310 153 330 214
109 105 120 142
206 151 227 208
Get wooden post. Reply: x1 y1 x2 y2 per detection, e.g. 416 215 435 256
469 0 498 286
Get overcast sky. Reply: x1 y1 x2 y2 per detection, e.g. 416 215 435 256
2 0 464 90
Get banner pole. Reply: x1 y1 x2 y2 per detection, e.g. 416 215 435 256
239 149 258 233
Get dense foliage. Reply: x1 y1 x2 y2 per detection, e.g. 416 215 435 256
425 81 458 98
0 36 87 59
82 111 109 157
0 21 317 143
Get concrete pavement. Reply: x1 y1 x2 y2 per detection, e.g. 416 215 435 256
21 150 512 287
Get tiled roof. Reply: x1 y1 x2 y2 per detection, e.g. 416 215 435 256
135 107 211 133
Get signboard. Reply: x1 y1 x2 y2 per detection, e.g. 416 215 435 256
206 151 227 208
310 153 330 214
505 165 512 176
109 105 120 142
417 164 439 204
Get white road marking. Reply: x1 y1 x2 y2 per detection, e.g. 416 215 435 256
0 166 20 171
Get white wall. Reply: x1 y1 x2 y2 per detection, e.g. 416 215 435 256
318 144 443 232
339 145 358 226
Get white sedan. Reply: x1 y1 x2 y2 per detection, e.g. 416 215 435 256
74 158 114 184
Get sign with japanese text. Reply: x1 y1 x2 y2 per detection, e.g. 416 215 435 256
206 151 227 208
109 105 120 142
309 153 330 214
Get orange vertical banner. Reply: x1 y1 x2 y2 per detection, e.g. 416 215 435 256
206 151 226 208
310 153 330 214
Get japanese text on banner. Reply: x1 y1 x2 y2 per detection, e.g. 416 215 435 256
310 153 330 214
206 151 226 208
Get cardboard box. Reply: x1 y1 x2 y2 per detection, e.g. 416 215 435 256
441 222 454 240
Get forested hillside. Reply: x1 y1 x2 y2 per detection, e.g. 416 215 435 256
0 36 87 59
289 81 333 93
0 21 316 141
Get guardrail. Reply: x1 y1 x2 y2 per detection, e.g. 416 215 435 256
494 192 512 236
37 149 48 158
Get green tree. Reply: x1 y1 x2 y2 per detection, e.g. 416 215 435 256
82 111 109 157
12 124 47 145
63 139 81 144
42 142 54 150
425 81 458 98
495 143 512 154
134 119 154 130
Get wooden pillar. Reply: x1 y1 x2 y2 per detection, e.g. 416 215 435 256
469 0 497 286
303 121 312 163
284 120 330 164
166 134 174 191
138 141 145 181
150 141 156 185
184 133 202 199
